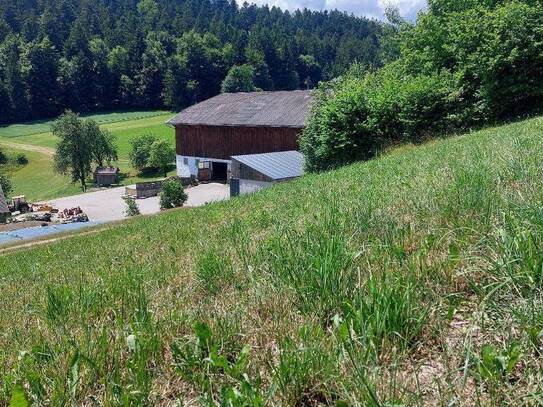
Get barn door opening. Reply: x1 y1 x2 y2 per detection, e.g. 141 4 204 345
212 162 228 181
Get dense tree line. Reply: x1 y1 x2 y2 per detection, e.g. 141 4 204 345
301 0 543 172
0 0 385 124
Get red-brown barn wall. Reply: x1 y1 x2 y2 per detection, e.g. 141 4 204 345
175 125 301 160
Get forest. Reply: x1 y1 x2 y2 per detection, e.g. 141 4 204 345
0 0 385 124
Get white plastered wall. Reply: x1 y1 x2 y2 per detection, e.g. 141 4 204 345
176 155 231 178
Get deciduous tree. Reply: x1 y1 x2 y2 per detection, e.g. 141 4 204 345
52 111 94 190
221 64 256 93
0 173 12 197
129 134 156 172
148 139 174 177
92 130 118 168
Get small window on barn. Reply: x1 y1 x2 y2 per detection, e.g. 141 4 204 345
199 161 211 169
183 157 188 165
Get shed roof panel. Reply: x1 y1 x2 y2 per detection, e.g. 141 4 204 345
232 150 305 181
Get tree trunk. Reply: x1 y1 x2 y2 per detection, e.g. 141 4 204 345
81 171 86 191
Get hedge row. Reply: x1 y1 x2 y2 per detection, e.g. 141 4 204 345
301 0 543 172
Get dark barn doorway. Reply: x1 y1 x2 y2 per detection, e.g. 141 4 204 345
212 162 228 181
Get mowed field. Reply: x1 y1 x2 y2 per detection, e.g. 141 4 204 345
1 116 543 405
0 111 175 201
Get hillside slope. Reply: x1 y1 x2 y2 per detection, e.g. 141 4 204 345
1 117 543 405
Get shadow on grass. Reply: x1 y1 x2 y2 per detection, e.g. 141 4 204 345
118 164 175 183
134 164 176 179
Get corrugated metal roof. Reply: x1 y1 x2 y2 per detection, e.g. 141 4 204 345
0 185 9 214
232 150 305 181
168 91 313 128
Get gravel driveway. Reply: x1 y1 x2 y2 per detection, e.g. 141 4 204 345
41 183 230 222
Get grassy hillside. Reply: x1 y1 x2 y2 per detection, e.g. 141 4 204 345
0 112 175 201
1 116 543 405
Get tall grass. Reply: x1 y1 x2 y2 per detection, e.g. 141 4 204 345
264 206 357 323
1 116 543 404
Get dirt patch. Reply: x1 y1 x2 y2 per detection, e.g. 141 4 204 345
404 297 484 405
0 140 55 156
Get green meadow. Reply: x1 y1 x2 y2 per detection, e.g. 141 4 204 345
2 147 81 200
0 110 171 138
0 112 175 201
1 116 542 405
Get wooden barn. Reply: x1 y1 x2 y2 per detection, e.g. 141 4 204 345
167 90 313 181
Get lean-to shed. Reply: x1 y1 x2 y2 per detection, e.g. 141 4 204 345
230 150 304 196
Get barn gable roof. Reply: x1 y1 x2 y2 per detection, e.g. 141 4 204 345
168 90 313 128
232 150 305 181
0 185 9 214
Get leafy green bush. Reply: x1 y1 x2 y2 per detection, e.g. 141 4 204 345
159 178 188 210
301 65 457 172
15 153 28 165
301 76 374 172
0 173 12 197
129 134 156 172
221 64 257 93
404 0 543 120
122 195 140 217
148 139 174 177
302 1 543 172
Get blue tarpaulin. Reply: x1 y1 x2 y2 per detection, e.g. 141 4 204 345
0 222 102 245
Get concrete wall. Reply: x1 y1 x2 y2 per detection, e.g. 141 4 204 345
125 181 163 199
176 155 231 178
176 155 199 177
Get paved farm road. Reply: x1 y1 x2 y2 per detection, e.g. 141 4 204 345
40 182 230 222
